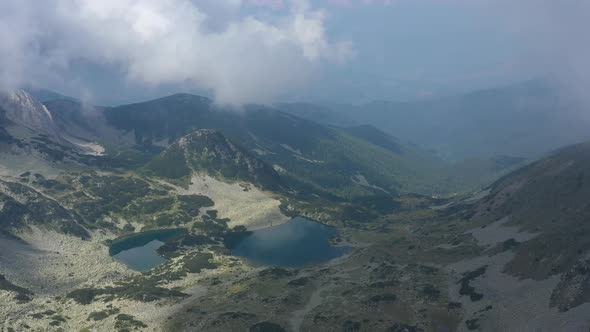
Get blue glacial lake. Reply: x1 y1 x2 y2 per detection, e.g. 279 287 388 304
110 228 186 272
112 240 167 272
229 217 351 267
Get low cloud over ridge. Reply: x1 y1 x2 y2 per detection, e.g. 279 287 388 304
0 0 353 104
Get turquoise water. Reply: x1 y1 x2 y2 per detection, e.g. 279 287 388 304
229 217 351 267
110 228 186 271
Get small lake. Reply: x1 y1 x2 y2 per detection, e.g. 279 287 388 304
110 228 186 272
112 240 167 272
229 217 351 267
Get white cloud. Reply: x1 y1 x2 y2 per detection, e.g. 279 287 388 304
475 0 590 105
0 0 353 104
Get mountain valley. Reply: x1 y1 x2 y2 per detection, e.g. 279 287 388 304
0 89 589 332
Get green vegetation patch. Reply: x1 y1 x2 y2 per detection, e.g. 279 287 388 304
386 323 424 332
465 318 480 330
342 320 362 332
122 193 214 228
193 210 231 237
126 196 176 215
177 194 214 214
367 293 397 304
223 226 252 249
87 307 120 321
421 284 441 301
249 321 287 332
114 313 147 330
458 266 487 302
73 174 155 222
66 277 188 305
149 252 218 282
157 234 217 258
145 143 191 179
182 252 218 273
0 180 90 239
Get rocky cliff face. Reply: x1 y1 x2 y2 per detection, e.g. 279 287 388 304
0 89 64 144
0 90 106 159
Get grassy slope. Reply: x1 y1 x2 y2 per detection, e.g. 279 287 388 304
103 94 490 197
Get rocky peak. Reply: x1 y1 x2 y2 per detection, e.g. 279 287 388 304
150 129 281 190
0 89 62 142
179 129 245 161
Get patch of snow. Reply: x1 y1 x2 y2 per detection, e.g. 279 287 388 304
273 164 287 174
252 148 268 156
279 143 324 163
294 154 324 164
280 143 303 155
351 171 389 193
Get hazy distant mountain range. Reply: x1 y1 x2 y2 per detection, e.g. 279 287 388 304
281 80 590 161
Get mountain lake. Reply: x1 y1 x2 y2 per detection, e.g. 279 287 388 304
229 217 351 267
110 217 350 271
110 228 186 272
